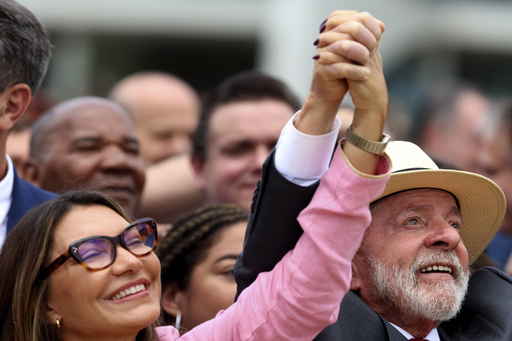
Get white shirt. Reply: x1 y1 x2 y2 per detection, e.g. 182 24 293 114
0 155 15 247
391 322 440 341
274 112 438 339
275 112 340 186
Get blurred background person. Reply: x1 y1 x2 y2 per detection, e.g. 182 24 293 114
108 71 201 165
412 78 490 172
139 70 300 223
191 70 300 212
24 96 146 218
157 204 248 335
476 101 512 272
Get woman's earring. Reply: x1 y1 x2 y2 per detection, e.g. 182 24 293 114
175 310 181 330
56 319 61 329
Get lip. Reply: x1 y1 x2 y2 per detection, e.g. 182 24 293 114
106 278 150 302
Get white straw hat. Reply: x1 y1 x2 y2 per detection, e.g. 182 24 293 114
374 141 506 265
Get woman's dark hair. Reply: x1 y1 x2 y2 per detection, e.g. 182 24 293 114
157 204 248 324
0 190 159 341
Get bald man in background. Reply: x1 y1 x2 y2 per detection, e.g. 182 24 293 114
25 97 146 219
109 71 201 165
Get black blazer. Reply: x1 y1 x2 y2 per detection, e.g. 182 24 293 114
234 150 512 340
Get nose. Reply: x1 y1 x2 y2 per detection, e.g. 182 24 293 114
424 219 462 252
100 145 137 171
110 246 143 276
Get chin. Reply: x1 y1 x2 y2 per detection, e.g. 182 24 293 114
119 305 161 329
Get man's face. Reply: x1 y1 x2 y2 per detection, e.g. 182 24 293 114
193 99 293 212
132 89 199 165
352 189 470 326
476 126 512 233
31 104 146 217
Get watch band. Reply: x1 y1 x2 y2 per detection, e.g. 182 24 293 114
345 125 390 155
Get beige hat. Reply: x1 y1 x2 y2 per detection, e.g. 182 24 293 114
374 141 506 265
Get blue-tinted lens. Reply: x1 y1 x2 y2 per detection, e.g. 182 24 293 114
123 222 156 255
78 238 114 269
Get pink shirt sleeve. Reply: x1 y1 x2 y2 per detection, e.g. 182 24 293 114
157 146 391 341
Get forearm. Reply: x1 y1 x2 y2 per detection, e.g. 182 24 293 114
139 154 204 223
234 150 317 300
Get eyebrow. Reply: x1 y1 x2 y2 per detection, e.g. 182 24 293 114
214 254 239 264
70 136 100 146
70 136 139 146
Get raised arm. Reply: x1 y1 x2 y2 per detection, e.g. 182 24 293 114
170 114 391 341
234 10 388 298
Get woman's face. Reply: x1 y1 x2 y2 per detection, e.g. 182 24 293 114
178 221 246 331
46 204 161 339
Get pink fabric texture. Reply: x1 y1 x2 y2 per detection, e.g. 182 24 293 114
157 148 391 340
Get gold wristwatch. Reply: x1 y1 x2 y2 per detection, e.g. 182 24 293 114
345 125 390 155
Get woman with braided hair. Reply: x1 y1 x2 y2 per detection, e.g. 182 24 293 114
157 204 247 335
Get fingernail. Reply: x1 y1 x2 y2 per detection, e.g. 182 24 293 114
312 54 320 60
313 38 319 46
319 18 327 29
319 23 326 33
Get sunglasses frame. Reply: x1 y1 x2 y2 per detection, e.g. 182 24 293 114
42 218 158 277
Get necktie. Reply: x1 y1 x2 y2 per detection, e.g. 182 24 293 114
409 339 428 341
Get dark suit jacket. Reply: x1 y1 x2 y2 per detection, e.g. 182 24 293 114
234 150 512 340
7 167 57 234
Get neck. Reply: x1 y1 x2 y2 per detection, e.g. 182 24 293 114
0 154 7 180
60 329 139 341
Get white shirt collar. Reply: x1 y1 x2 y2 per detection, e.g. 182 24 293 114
390 321 440 341
0 155 15 247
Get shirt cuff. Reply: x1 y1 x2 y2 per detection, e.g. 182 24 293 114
275 111 341 186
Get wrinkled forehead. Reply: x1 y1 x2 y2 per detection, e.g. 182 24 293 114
53 103 133 129
371 188 459 211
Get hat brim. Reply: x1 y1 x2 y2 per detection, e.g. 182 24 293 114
373 169 506 265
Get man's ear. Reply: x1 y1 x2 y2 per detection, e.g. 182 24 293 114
0 84 32 130
23 157 42 187
350 258 363 291
161 283 183 318
190 156 206 190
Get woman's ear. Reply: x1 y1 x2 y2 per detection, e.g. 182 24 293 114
161 283 182 317
46 302 62 329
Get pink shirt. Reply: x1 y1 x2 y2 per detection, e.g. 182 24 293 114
157 146 391 340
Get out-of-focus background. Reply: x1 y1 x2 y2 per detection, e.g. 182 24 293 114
18 0 512 121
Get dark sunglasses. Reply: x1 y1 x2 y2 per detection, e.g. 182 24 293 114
42 218 158 277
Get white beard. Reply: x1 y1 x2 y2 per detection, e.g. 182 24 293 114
366 250 470 322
